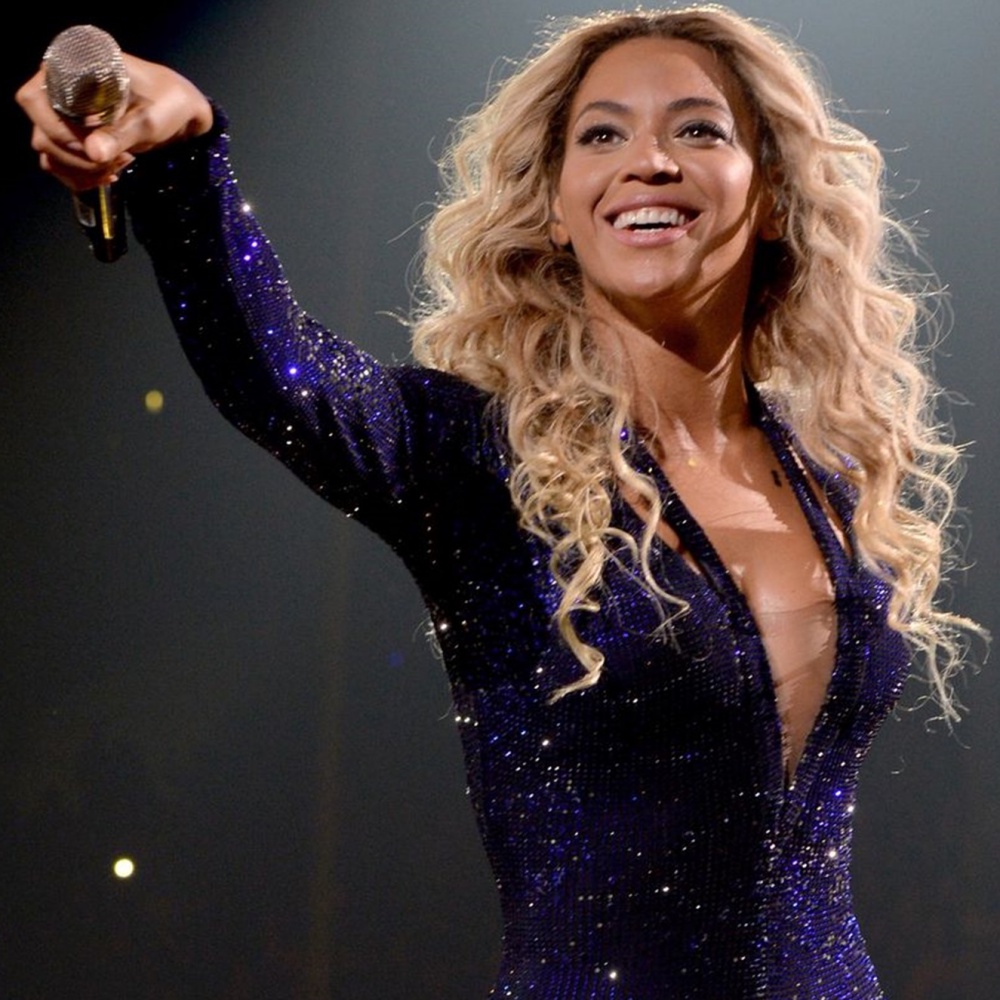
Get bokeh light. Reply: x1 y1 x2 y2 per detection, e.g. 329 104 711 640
112 857 135 879
144 389 164 414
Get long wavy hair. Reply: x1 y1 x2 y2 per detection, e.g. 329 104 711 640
410 4 982 716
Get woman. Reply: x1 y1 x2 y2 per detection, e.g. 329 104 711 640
16 5 981 998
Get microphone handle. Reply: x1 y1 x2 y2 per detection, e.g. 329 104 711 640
71 183 127 263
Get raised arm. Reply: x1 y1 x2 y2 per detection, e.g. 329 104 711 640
16 49 491 553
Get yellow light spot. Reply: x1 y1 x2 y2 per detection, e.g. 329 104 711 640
113 857 135 879
144 390 164 415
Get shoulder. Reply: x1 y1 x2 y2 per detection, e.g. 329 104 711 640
393 364 508 471
395 364 489 407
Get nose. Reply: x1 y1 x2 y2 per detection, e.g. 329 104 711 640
625 134 681 183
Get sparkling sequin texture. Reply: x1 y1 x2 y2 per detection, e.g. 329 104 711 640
125 112 911 999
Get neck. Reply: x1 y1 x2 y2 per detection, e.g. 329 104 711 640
589 300 752 454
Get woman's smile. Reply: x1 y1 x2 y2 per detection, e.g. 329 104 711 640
551 36 774 334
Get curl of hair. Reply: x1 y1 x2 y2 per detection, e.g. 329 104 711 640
409 4 985 714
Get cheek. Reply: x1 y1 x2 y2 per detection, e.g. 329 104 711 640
716 158 761 219
554 158 606 219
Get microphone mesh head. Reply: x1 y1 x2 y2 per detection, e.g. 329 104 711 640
44 25 129 125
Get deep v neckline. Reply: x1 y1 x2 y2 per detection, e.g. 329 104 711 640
626 388 857 789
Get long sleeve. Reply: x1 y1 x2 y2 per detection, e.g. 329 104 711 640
122 106 493 554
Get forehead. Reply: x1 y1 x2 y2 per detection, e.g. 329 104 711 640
569 35 747 119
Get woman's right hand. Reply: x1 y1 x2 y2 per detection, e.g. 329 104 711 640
15 53 214 193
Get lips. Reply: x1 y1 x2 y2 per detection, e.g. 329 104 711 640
611 205 694 231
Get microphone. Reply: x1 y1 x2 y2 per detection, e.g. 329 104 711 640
43 25 130 263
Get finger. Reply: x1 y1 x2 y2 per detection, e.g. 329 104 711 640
31 125 104 173
16 69 88 148
17 67 115 171
83 126 125 164
37 138 130 191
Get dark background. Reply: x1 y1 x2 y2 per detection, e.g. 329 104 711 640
2 2 997 997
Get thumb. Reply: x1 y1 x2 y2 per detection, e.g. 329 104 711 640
84 128 122 164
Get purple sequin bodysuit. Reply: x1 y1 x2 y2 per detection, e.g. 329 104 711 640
124 113 911 999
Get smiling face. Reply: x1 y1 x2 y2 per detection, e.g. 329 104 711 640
551 36 776 340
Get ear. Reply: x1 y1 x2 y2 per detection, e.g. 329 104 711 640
758 209 785 243
756 173 786 242
549 192 571 248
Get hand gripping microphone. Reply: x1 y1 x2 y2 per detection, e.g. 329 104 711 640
43 25 130 262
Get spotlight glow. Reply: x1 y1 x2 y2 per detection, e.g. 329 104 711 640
144 390 164 414
113 857 135 879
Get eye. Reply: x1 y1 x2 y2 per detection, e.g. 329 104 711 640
575 122 625 147
676 119 732 144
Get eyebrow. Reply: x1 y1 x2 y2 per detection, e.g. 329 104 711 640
573 95 733 122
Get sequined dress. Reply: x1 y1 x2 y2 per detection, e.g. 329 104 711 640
123 113 911 1000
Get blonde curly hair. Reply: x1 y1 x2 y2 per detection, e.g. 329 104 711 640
410 4 982 716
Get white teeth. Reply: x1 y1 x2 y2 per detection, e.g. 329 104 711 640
612 206 690 230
